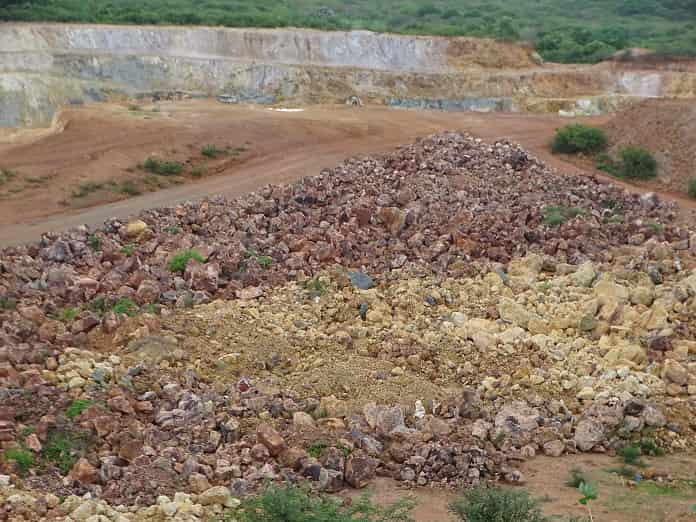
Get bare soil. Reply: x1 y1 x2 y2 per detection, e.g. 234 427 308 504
2 100 694 247
354 453 696 522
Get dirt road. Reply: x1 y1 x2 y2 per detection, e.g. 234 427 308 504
0 101 691 247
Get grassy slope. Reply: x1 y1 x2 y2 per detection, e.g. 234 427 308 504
2 0 696 62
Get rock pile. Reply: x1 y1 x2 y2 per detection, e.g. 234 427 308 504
1 132 696 519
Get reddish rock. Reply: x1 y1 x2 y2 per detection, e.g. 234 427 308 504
68 457 99 484
256 423 286 457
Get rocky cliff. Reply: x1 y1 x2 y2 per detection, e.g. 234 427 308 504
2 23 696 127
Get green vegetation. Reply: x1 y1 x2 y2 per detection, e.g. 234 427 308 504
577 482 598 522
229 484 415 522
3 1 696 62
0 296 17 310
303 277 328 297
201 144 222 158
190 164 208 178
42 431 80 475
543 205 585 226
71 181 105 198
121 244 136 257
257 255 273 269
0 169 18 185
689 178 696 199
566 468 588 488
618 445 643 466
166 225 182 235
66 399 93 420
449 486 548 522
58 306 80 322
119 180 142 196
112 297 138 316
3 447 35 474
168 249 205 273
597 146 658 180
552 125 608 155
143 156 184 176
87 234 102 251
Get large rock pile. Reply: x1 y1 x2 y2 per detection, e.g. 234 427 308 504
1 132 696 518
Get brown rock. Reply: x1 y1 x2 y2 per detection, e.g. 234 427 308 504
68 458 99 484
345 456 376 489
256 423 286 456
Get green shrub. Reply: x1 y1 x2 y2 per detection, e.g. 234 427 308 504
112 298 138 316
543 205 585 226
121 244 135 257
616 146 657 180
307 441 329 458
66 399 93 420
166 225 182 235
689 178 696 199
618 445 643 465
552 124 608 154
191 164 208 178
168 249 205 273
201 144 221 158
257 255 273 269
0 296 17 310
43 431 79 475
449 487 548 522
71 181 104 198
0 168 18 185
143 157 183 176
4 447 34 473
87 234 102 251
231 485 415 522
566 467 588 488
120 181 142 196
58 307 80 322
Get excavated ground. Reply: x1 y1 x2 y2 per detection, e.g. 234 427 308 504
2 132 696 521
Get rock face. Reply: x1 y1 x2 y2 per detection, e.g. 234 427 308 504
3 24 696 127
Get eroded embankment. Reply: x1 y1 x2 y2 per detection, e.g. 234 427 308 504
3 23 696 127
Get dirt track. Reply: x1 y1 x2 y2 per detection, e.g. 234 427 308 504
0 101 692 247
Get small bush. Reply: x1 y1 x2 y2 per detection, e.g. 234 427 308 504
0 169 18 185
688 178 696 199
121 244 135 257
112 298 138 316
4 447 34 473
89 296 108 315
168 249 205 273
566 467 588 488
191 164 208 178
639 437 664 457
552 124 608 155
618 445 643 465
616 146 657 180
66 399 93 420
307 441 328 458
232 484 415 522
166 225 182 235
543 205 585 226
71 181 104 198
449 486 548 522
257 255 273 269
120 181 142 196
201 144 221 158
87 234 102 251
143 157 183 176
0 296 17 310
43 431 79 475
58 307 80 322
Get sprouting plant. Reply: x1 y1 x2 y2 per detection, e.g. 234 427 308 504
168 249 205 273
112 297 138 316
618 445 643 466
307 441 328 459
566 468 587 488
87 234 102 251
66 399 93 420
121 244 135 257
257 255 273 269
578 482 598 522
58 307 80 322
3 447 34 474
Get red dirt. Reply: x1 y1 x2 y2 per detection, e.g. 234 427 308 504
0 100 694 247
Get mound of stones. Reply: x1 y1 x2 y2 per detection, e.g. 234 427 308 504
1 132 696 518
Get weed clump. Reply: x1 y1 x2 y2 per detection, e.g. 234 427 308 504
143 157 183 176
231 484 415 522
168 249 205 273
552 124 608 155
66 399 93 420
543 205 585 226
449 486 548 522
112 297 138 316
201 144 221 158
4 447 34 474
688 177 696 199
